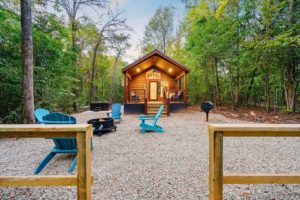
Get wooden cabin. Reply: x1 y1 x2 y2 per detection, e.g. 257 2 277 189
122 49 189 115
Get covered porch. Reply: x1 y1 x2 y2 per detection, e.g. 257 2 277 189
122 49 189 115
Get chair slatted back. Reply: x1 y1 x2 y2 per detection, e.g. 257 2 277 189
34 108 50 123
42 112 77 149
111 103 122 119
152 105 164 126
34 109 77 150
52 138 77 150
42 112 76 124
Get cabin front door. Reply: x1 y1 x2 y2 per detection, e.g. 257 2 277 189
149 81 158 101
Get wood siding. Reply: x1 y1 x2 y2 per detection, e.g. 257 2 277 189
128 70 177 100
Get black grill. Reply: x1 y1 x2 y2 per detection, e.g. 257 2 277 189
201 101 214 121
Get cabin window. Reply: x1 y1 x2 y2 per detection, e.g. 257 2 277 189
158 82 161 97
160 81 168 97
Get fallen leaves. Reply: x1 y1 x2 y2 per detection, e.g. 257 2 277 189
242 191 250 198
192 106 300 124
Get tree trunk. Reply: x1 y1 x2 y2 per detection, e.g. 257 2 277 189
21 0 35 124
204 67 210 100
70 18 79 111
89 52 97 104
286 56 296 111
163 34 166 54
228 69 235 109
110 54 120 103
285 0 297 111
234 66 240 109
89 37 102 104
71 19 78 49
213 57 221 106
234 6 241 109
102 72 104 98
245 67 258 105
263 64 271 112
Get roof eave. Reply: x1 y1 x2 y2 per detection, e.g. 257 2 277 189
122 49 189 74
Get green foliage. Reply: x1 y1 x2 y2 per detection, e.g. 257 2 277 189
0 7 126 122
1 0 299 124
0 8 22 122
176 0 300 111
142 6 175 53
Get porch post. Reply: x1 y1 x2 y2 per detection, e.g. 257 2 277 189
184 72 187 103
123 74 127 104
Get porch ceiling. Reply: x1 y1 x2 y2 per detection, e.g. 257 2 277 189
122 49 189 78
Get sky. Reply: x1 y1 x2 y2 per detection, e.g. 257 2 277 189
112 0 186 63
45 0 186 63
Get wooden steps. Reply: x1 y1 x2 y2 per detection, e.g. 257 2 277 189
146 103 168 116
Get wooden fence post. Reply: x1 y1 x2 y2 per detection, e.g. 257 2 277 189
209 131 223 200
208 124 300 199
144 97 147 114
76 127 92 200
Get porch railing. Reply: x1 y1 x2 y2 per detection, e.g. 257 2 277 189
126 88 185 104
144 97 148 114
168 89 185 103
127 89 146 103
165 98 170 116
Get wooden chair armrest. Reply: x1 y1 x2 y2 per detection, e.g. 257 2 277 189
139 115 155 119
42 121 75 124
140 117 155 120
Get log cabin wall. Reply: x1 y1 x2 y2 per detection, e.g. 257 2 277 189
129 69 177 100
122 49 190 113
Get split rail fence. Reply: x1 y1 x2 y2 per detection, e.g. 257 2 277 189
0 124 93 200
208 124 300 200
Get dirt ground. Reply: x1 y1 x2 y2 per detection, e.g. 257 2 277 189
189 105 300 124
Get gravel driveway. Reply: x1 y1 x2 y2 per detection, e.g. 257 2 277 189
0 110 299 199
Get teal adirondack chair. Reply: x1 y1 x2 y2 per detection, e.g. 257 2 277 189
139 105 165 134
107 103 122 122
34 108 92 174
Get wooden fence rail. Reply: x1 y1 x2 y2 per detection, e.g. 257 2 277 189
0 124 93 200
208 124 300 200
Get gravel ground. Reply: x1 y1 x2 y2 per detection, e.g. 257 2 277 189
0 110 299 200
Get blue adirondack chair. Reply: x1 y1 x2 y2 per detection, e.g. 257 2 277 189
34 109 92 174
34 108 50 122
107 103 122 122
139 105 165 134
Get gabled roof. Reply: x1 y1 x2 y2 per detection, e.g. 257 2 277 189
122 49 190 74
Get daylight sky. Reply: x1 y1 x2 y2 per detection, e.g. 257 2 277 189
46 0 186 63
113 0 186 63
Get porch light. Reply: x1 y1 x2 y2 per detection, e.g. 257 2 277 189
168 68 173 73
136 68 140 72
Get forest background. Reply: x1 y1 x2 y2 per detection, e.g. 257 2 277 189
0 0 299 123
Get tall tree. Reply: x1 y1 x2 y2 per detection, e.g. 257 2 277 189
52 0 107 48
50 0 106 111
109 35 130 103
284 0 299 111
185 0 231 106
142 6 174 54
21 0 35 123
181 0 198 9
89 8 131 103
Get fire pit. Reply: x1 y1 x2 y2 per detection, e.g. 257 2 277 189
87 117 117 135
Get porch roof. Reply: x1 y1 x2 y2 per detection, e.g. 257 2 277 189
122 49 189 78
